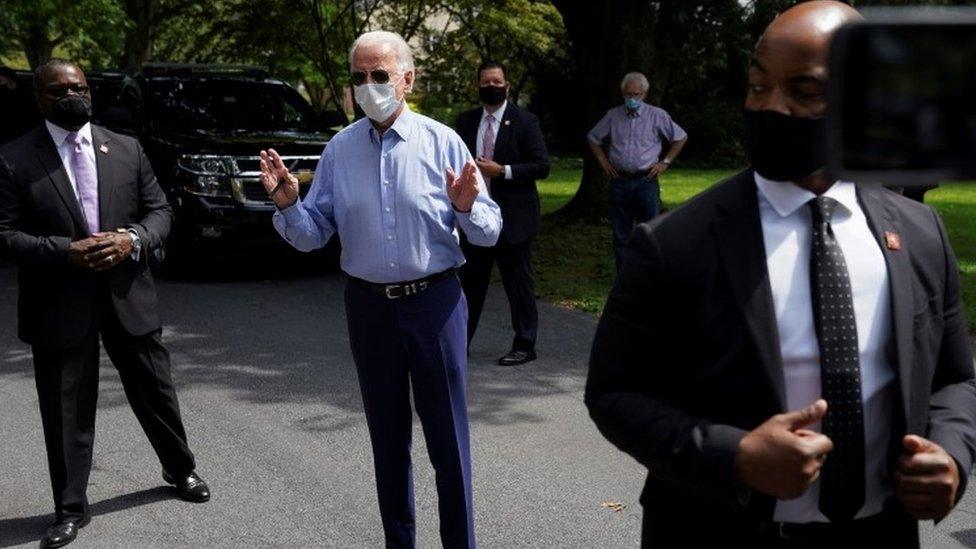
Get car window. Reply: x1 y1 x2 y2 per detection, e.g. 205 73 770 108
144 79 320 133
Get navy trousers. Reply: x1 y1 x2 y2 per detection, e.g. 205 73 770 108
344 275 476 549
610 175 661 270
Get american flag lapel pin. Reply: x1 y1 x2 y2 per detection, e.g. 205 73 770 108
884 231 901 251
99 144 109 154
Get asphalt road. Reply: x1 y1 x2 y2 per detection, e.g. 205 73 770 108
0 263 973 548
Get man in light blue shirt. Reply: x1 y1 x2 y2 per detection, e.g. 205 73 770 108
260 30 500 549
588 71 687 270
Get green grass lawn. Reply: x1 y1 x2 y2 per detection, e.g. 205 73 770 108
535 167 976 333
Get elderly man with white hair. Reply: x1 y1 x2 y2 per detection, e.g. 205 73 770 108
259 30 500 548
588 71 688 270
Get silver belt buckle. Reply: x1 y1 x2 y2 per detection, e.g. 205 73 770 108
384 285 402 299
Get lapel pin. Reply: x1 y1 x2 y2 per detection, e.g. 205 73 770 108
504 120 510 126
884 231 901 251
99 144 109 154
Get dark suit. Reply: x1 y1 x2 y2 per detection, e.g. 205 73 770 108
586 170 976 547
455 103 549 351
0 124 195 522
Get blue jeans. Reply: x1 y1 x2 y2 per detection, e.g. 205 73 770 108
610 175 661 270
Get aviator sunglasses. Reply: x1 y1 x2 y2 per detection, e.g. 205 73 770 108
350 70 398 85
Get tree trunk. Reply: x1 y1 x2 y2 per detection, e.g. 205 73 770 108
122 0 155 73
23 22 56 69
549 0 663 222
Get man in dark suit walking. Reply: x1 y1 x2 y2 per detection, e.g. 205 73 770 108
586 3 976 547
0 59 209 548
456 61 550 366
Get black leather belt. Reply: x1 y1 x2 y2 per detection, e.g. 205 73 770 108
760 510 891 542
349 267 457 300
616 169 650 179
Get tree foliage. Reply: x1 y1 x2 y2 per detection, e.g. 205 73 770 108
0 0 127 69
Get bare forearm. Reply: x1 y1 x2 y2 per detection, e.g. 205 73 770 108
663 138 687 163
588 141 610 166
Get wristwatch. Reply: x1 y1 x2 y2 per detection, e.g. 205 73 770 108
661 159 672 165
116 227 142 260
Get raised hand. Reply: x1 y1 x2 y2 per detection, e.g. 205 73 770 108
734 399 834 500
446 160 481 213
259 148 300 210
895 435 960 521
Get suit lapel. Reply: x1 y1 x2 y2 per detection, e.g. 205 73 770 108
91 125 114 232
857 184 914 431
33 129 88 234
460 110 479 157
713 172 787 411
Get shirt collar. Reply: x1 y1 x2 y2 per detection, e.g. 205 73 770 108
368 103 414 144
46 120 92 147
481 100 507 123
625 102 645 117
754 171 858 218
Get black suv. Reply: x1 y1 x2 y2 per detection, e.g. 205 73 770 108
3 64 340 266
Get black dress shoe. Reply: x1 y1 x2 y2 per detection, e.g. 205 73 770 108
162 470 211 503
498 349 537 366
40 516 89 548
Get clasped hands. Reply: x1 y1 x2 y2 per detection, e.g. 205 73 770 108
734 399 959 520
68 231 133 271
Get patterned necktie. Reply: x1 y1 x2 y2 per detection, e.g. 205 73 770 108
68 132 100 235
482 114 495 160
808 196 865 522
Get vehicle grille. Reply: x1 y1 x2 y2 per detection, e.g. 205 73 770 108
229 155 319 206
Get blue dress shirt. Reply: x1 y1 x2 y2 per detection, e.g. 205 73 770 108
273 106 502 283
587 103 687 172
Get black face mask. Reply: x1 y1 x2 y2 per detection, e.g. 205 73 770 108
479 85 507 107
47 95 92 131
742 109 826 182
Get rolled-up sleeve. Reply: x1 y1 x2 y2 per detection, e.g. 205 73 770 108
587 110 613 145
272 146 337 252
661 111 688 142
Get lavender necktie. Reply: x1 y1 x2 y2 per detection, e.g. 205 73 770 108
68 132 100 234
482 115 495 160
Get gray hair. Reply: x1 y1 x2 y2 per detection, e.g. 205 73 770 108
620 71 649 94
348 30 415 73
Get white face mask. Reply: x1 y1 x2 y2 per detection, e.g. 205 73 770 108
354 79 402 123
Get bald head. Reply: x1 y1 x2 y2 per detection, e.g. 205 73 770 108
747 1 861 118
762 1 861 48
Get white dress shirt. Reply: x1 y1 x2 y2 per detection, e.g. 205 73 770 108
46 120 95 201
475 100 513 180
755 173 897 523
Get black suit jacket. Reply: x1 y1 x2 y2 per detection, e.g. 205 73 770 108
456 103 550 244
586 170 976 545
0 124 172 348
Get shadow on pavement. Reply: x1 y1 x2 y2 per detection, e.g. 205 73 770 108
0 261 596 432
0 487 172 548
952 528 976 548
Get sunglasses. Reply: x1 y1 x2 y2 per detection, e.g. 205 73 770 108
350 70 397 86
46 83 90 97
